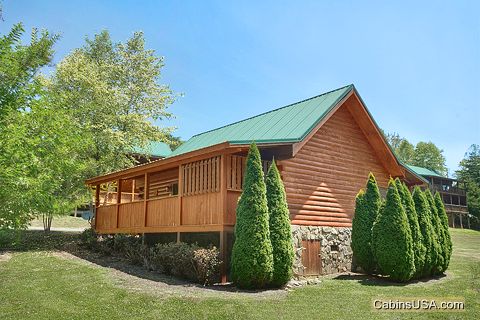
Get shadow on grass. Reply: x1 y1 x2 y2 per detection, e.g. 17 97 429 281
65 247 278 294
0 229 275 294
333 272 447 287
0 229 79 252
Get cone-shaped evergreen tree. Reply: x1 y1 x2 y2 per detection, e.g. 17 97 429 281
412 187 435 277
435 191 452 271
372 179 415 282
266 160 294 287
395 179 426 278
351 173 381 274
425 189 444 274
231 142 273 288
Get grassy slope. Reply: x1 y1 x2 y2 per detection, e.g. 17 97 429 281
0 229 478 320
29 216 90 228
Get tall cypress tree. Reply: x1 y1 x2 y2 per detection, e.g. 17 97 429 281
425 189 444 274
372 179 415 282
412 187 435 277
231 142 273 289
351 173 381 274
395 179 426 278
435 191 452 272
266 160 294 287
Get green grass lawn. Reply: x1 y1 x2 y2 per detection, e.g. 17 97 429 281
29 215 90 229
0 228 478 319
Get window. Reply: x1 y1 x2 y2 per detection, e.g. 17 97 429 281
171 182 179 196
148 168 179 199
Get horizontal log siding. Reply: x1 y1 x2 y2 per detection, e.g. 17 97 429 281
281 106 390 227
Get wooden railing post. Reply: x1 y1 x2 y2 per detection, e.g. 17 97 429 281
220 230 227 283
116 179 121 228
177 164 183 226
220 154 228 226
94 184 100 229
143 173 148 228
95 184 100 208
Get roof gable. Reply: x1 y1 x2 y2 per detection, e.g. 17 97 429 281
169 85 353 157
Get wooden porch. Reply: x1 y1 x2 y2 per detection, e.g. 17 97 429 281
91 147 273 236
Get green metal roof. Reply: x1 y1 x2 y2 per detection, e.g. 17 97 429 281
406 165 445 178
170 84 353 157
133 141 172 157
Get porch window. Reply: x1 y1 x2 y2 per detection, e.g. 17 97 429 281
98 181 118 206
120 175 145 203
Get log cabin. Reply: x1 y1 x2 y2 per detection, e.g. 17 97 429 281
85 84 426 279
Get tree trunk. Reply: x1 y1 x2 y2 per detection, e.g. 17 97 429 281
43 213 53 232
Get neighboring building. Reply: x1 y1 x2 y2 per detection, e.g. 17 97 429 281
85 84 425 280
407 165 470 228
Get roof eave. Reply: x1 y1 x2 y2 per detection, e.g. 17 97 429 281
85 141 232 185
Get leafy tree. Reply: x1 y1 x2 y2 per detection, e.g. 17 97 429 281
412 187 436 277
395 179 426 278
425 189 444 274
412 142 448 177
231 143 273 289
372 179 415 281
398 140 416 164
456 144 480 222
266 160 293 287
457 144 480 185
435 192 452 271
0 23 57 123
351 173 381 274
0 24 58 229
0 28 179 230
20 100 89 231
385 132 415 163
384 132 447 176
168 136 184 151
45 30 177 177
384 132 403 150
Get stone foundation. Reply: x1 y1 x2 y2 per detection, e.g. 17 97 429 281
291 225 353 277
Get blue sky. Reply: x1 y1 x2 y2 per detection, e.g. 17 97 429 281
4 0 479 175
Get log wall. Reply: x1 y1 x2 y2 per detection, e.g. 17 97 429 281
280 106 390 227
